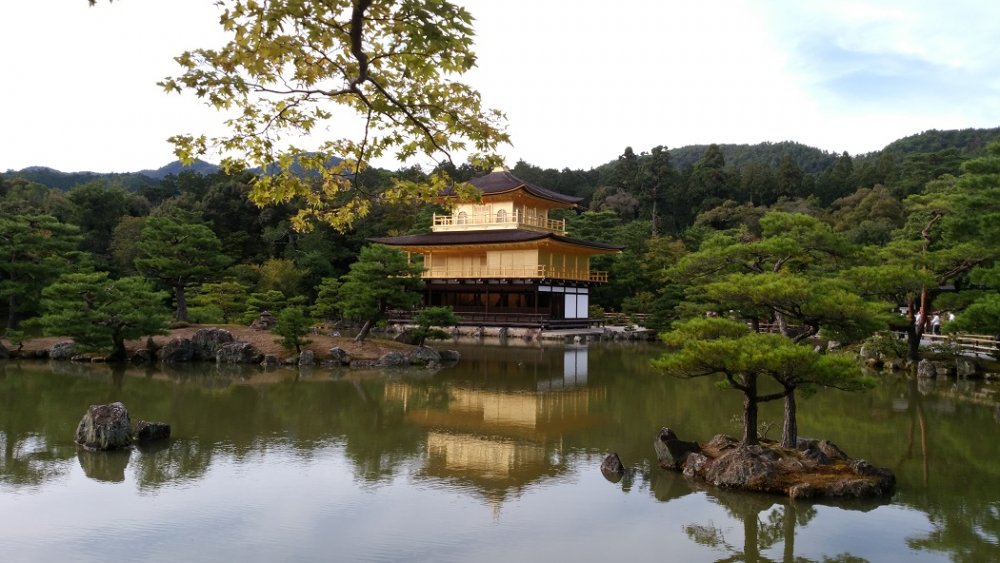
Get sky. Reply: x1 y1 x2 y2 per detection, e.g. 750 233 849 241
3 0 1000 173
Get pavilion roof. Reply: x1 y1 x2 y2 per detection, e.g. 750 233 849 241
370 229 624 251
458 169 583 205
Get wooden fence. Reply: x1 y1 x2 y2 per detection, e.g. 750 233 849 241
919 333 999 357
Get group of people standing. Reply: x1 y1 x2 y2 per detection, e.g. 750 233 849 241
914 310 955 335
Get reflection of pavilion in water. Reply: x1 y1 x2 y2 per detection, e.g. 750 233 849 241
383 346 603 512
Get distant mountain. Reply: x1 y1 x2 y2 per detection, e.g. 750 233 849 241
668 141 839 174
137 159 221 180
5 127 999 192
881 127 1000 157
2 166 158 191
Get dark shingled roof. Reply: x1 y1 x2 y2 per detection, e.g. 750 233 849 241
371 229 624 251
464 169 583 205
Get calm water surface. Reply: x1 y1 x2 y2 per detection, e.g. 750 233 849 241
1 342 998 562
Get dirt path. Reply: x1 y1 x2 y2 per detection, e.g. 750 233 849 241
4 324 412 361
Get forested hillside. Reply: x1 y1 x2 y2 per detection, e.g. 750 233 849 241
1 126 998 353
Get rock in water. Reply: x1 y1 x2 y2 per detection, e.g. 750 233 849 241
654 427 701 469
408 346 441 367
75 402 132 450
917 359 937 379
134 421 171 443
601 452 626 483
438 350 461 363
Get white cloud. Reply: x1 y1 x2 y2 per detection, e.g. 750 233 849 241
1 0 998 173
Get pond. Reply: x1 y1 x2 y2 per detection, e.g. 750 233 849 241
1 341 998 562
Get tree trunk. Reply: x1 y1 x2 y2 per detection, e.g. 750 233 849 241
781 390 798 449
109 330 127 363
743 507 761 562
175 284 188 322
906 324 922 362
742 375 759 445
7 294 17 330
355 319 373 342
651 196 658 237
775 311 788 336
782 504 796 561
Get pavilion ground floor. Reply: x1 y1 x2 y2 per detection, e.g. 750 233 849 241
392 278 599 329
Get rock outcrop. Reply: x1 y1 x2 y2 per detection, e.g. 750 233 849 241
192 328 234 360
376 351 408 367
160 337 196 363
653 429 895 499
407 346 441 367
75 402 132 450
216 342 263 364
654 427 701 469
298 349 315 365
48 341 76 361
328 347 351 366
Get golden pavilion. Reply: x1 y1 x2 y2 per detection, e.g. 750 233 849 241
371 169 622 328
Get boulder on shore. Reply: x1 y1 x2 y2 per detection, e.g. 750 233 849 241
376 351 408 367
328 347 351 366
407 346 441 367
216 342 263 364
160 337 196 363
192 328 234 360
75 402 132 450
298 349 316 366
652 428 895 499
48 341 76 361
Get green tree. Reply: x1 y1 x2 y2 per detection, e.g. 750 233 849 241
881 165 997 359
338 245 423 342
0 214 83 329
188 281 250 324
273 306 312 354
412 306 458 346
135 213 231 321
109 215 146 276
162 0 509 231
641 145 677 234
311 277 342 323
38 272 170 361
255 258 309 299
240 290 305 324
67 181 148 267
653 317 870 448
775 155 805 199
666 211 888 446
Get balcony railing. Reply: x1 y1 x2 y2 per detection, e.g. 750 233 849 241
432 211 565 233
421 265 608 283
